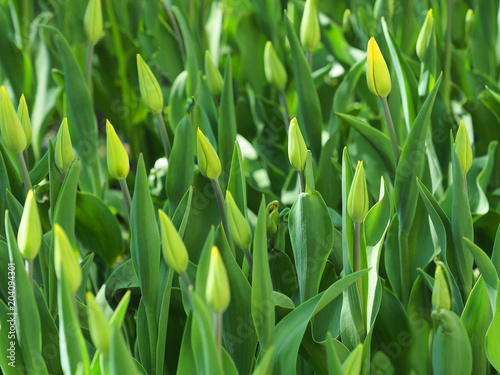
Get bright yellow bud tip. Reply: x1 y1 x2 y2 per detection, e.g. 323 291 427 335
454 120 472 174
366 37 391 98
347 161 369 223
137 54 164 115
54 224 82 292
288 118 308 172
416 9 434 62
17 94 31 146
300 0 320 52
158 209 189 274
432 263 451 311
86 292 111 355
106 120 130 180
84 0 103 45
264 41 287 91
55 118 74 174
0 86 26 154
204 51 224 97
17 190 42 260
197 128 221 180
206 246 231 312
225 191 252 250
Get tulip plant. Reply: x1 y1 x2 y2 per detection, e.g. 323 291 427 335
1 1 500 375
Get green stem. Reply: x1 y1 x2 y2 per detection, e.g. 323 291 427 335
85 42 94 92
279 90 290 132
17 153 32 193
180 271 193 309
27 259 34 291
443 0 453 111
380 97 400 167
161 2 186 64
298 170 306 193
155 113 172 159
306 50 313 70
214 311 223 363
119 178 132 219
147 309 158 375
243 248 253 274
211 178 235 255
353 222 364 318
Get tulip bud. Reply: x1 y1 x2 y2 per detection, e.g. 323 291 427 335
454 120 472 174
17 94 31 146
0 86 26 154
197 128 221 180
300 0 320 52
342 9 352 33
106 120 129 180
204 51 223 97
432 263 452 311
347 161 369 223
416 10 434 62
464 9 473 49
54 118 74 174
264 42 287 91
206 246 230 312
137 54 164 115
158 209 189 274
54 224 82 292
288 118 308 172
84 0 103 45
266 201 279 237
226 191 252 250
17 190 42 260
366 37 391 98
86 292 111 355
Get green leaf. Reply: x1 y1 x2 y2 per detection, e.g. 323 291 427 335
227 141 247 216
486 280 500 372
467 140 497 215
342 344 363 375
109 325 139 375
251 346 275 375
28 151 49 185
325 332 343 375
168 71 188 132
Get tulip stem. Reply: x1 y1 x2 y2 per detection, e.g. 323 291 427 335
119 178 132 219
85 42 94 92
279 90 290 132
443 0 453 111
17 153 32 193
161 1 186 64
298 170 306 193
243 248 253 274
212 178 235 255
306 51 313 70
155 113 172 159
147 309 158 375
353 221 365 326
27 259 34 291
214 311 223 363
180 271 193 310
380 97 400 167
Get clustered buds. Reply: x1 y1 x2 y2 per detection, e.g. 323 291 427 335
288 118 308 172
225 191 252 250
454 120 472 174
197 128 221 180
17 190 42 260
158 209 189 274
0 86 26 154
54 224 82 292
206 246 230 312
300 0 320 52
264 42 287 91
204 51 224 97
106 120 130 180
432 262 452 311
347 161 369 223
416 9 434 62
55 118 74 175
366 37 391 98
137 54 164 115
84 0 103 45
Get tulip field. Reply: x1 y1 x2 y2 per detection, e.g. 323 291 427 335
1 0 500 374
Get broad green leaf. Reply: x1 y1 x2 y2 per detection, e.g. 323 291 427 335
486 280 500 372
342 344 363 375
0 298 25 374
467 141 497 215
109 325 139 375
155 264 174 375
168 71 189 133
176 316 197 375
28 151 49 185
325 333 343 375
251 346 275 375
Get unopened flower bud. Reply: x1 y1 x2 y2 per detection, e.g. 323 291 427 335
17 190 42 260
197 128 221 180
300 0 320 52
158 209 189 273
416 9 434 62
264 42 287 91
55 118 74 174
226 190 252 250
206 246 230 312
266 201 279 237
84 0 103 45
137 54 164 115
17 94 31 146
0 86 26 154
106 120 129 180
86 292 111 354
54 224 82 292
432 262 451 311
288 118 308 172
366 37 391 98
454 120 472 174
204 51 223 97
347 161 369 223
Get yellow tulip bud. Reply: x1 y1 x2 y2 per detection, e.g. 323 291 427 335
84 0 103 45
432 263 451 311
288 118 308 172
158 209 189 274
86 292 111 354
17 94 31 146
137 54 164 115
55 118 74 174
416 9 434 62
106 120 129 180
197 128 221 180
266 201 279 237
0 86 26 154
17 190 42 260
54 224 82 292
300 0 320 52
347 161 369 223
204 51 224 97
264 41 287 91
454 120 472 174
366 37 391 98
225 191 252 250
206 246 230 312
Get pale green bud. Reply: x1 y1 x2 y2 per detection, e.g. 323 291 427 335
84 0 103 45
106 120 129 180
0 86 26 154
55 118 74 174
206 246 230 312
264 41 287 91
342 9 352 33
17 94 31 146
465 9 473 49
204 51 223 97
17 190 42 260
54 224 82 292
158 209 189 273
266 201 279 237
347 161 369 223
366 37 391 98
197 128 221 180
86 292 111 355
288 117 308 172
300 0 320 52
226 190 252 250
416 9 434 62
137 54 164 115
454 120 472 174
432 262 452 311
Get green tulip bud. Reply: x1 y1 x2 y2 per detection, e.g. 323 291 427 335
264 41 287 91
206 246 231 312
288 117 308 172
347 161 369 223
366 37 391 98
158 209 189 274
416 9 434 62
54 224 82 292
54 118 74 174
137 54 164 115
106 120 129 180
266 201 279 237
204 51 223 97
342 9 352 33
17 94 31 146
432 262 452 311
84 0 103 45
226 190 252 250
465 9 473 49
454 120 472 174
17 190 42 260
300 0 320 52
197 128 221 180
86 292 111 355
0 86 26 154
